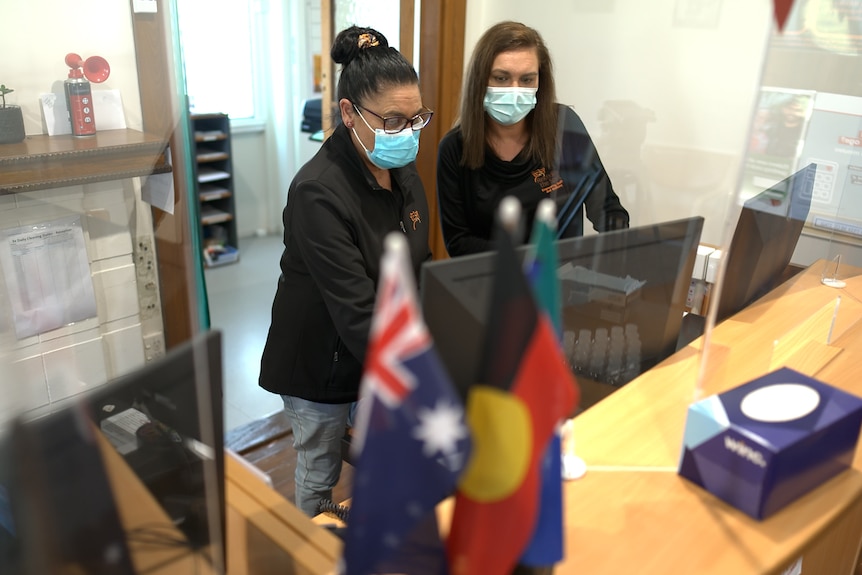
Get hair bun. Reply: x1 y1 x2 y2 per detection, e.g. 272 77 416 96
331 25 389 67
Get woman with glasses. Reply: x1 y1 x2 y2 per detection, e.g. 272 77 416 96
259 25 433 517
437 21 630 256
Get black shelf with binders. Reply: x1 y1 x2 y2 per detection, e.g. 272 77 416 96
191 113 239 267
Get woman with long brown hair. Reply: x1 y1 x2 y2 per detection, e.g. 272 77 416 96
437 21 629 256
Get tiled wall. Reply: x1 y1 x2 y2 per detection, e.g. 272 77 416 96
0 179 162 427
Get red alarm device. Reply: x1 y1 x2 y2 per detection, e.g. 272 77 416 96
64 53 110 137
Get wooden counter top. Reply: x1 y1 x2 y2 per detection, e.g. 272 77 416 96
562 259 862 574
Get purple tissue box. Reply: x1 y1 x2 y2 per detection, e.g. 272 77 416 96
678 367 862 520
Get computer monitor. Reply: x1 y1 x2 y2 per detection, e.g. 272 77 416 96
84 329 226 569
2 329 226 574
713 163 815 322
5 404 137 575
420 217 704 399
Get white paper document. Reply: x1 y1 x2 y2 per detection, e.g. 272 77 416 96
0 216 98 339
141 146 175 213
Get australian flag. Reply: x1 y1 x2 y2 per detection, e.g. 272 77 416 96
342 233 471 575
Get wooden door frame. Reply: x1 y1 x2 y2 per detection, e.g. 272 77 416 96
416 0 466 260
130 0 201 349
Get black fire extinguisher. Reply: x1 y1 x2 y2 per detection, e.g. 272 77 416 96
64 53 110 137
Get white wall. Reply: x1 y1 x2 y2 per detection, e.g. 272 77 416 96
3 1 143 135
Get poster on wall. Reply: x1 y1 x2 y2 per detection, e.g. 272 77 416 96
741 87 816 201
0 216 97 340
798 92 862 241
772 0 862 56
673 0 722 29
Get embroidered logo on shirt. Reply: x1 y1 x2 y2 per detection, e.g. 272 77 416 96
533 167 564 195
409 210 421 230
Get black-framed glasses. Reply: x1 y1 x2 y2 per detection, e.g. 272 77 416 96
354 104 434 134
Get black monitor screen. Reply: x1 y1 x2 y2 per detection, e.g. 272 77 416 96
420 217 704 400
714 163 815 322
4 330 226 574
83 329 226 567
5 405 137 575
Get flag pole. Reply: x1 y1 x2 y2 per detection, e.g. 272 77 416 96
498 195 521 234
533 199 586 481
560 420 586 481
451 196 578 575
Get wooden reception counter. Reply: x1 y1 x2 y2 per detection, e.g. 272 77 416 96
104 259 862 574
561 259 862 574
305 259 862 574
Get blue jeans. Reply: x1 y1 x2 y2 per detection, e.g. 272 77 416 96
281 396 354 517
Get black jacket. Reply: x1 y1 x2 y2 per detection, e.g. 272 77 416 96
437 104 629 256
259 123 432 403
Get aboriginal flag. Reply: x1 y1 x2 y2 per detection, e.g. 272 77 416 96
446 200 578 575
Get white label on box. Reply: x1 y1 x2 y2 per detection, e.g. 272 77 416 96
740 384 820 422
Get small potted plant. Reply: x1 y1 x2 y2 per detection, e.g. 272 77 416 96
0 84 26 144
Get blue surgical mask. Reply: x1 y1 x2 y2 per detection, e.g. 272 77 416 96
483 86 538 126
352 112 421 169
